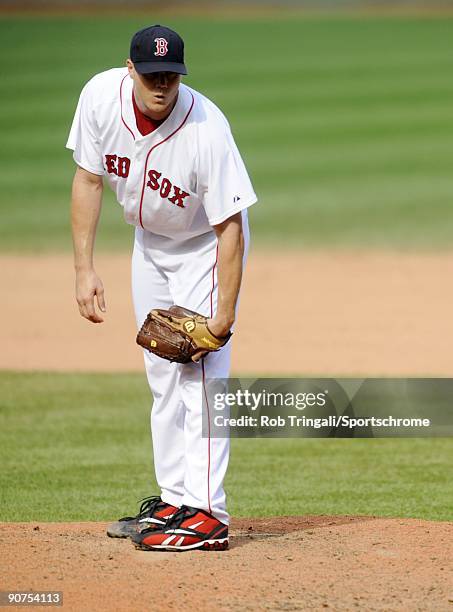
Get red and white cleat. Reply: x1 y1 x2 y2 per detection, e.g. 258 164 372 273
132 505 229 551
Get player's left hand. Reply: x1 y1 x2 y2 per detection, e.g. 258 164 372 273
137 306 233 364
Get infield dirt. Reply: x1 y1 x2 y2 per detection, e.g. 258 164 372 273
2 250 452 375
1 517 452 611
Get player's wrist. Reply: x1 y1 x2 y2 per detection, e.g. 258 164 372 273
74 261 95 274
209 313 234 337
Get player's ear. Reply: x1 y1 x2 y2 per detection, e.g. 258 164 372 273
126 59 134 77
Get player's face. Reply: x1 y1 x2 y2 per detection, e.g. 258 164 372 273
127 60 181 120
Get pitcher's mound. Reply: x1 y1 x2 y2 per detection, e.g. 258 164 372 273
1 516 452 611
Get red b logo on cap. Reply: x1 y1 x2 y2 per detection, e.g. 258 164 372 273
154 38 168 57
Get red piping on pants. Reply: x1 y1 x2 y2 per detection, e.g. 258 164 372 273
209 243 219 318
201 243 219 515
201 359 212 514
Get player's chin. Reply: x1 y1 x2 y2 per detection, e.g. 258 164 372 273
152 96 167 106
144 99 168 114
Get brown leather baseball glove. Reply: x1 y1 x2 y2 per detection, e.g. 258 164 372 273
136 305 232 364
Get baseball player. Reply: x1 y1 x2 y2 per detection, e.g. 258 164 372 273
67 24 257 552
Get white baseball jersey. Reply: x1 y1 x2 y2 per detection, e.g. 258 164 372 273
66 67 257 239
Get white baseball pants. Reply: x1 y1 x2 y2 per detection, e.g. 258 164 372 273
131 223 248 525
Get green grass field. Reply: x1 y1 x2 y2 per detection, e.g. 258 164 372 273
1 372 451 522
1 15 453 251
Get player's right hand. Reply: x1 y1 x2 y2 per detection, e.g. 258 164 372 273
75 268 106 323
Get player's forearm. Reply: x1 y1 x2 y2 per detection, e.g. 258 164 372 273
213 213 245 333
71 167 104 271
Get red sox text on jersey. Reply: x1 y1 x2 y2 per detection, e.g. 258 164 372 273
105 154 190 208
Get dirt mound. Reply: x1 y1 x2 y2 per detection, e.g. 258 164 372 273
1 517 452 611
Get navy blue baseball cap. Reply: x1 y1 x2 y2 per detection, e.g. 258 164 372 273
130 25 187 75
